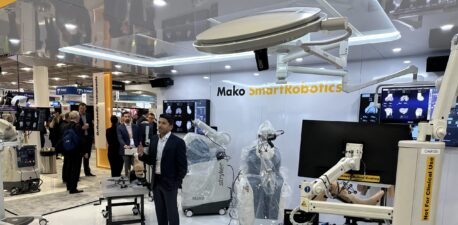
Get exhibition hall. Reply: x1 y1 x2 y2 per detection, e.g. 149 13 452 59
0 0 457 225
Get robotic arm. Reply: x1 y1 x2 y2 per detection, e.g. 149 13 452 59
193 119 231 148
0 119 18 143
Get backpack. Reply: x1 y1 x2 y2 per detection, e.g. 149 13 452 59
63 128 79 151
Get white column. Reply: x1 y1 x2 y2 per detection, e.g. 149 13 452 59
31 66 49 173
0 148 4 220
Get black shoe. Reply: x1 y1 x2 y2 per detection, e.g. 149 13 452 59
69 189 84 194
85 173 96 177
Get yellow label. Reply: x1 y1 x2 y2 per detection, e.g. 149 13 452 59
339 173 381 183
422 157 435 221
0 0 16 8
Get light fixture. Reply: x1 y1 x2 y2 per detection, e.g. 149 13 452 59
56 63 66 67
392 48 402 53
56 54 65 59
319 67 325 69
171 69 178 74
1 71 7 75
440 24 454 31
153 0 167 7
115 64 122 69
25 80 34 84
295 58 303 62
9 38 20 45
403 60 411 64
51 77 63 81
112 71 123 75
11 82 17 85
225 65 232 70
20 67 32 72
253 73 260 76
78 75 90 79
203 76 210 79
50 85 58 89
122 80 132 84
64 23 77 31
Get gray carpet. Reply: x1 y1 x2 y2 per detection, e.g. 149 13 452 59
4 153 112 216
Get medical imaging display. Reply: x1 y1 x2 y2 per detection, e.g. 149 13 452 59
14 107 50 131
163 99 210 133
17 145 37 168
380 87 434 124
359 93 380 123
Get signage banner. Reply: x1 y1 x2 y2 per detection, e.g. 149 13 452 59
56 87 93 95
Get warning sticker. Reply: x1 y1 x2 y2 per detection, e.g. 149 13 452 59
422 157 435 221
339 174 381 183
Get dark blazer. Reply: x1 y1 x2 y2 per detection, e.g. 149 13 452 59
139 122 157 147
117 123 140 155
106 124 120 156
139 133 188 190
79 112 94 140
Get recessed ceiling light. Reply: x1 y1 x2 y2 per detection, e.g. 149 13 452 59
153 0 167 7
224 65 231 70
25 80 34 84
253 73 260 76
51 85 58 89
56 54 65 59
295 58 303 62
403 60 411 64
112 71 123 75
122 80 132 84
1 71 7 75
171 69 178 74
392 48 402 53
56 63 66 67
78 75 90 79
319 67 325 69
64 23 77 30
11 82 17 85
51 77 63 81
203 76 210 79
440 24 454 31
115 64 122 69
20 67 32 72
9 38 20 45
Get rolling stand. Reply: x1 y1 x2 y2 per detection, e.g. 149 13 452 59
100 178 149 225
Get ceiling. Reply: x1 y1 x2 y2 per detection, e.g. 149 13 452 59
0 0 457 91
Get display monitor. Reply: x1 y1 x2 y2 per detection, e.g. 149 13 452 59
14 107 50 131
359 93 380 124
163 99 210 133
298 120 412 185
380 86 435 124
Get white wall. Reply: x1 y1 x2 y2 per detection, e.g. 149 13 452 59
137 54 457 224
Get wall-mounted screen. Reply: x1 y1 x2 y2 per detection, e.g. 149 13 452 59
163 99 210 133
380 86 435 124
359 93 380 124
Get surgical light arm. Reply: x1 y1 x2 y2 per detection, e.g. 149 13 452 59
193 119 231 147
418 35 458 141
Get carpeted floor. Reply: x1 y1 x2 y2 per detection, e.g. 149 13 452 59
4 151 111 216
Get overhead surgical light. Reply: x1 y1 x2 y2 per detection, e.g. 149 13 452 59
194 7 416 92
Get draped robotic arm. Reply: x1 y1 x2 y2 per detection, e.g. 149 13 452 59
193 119 231 148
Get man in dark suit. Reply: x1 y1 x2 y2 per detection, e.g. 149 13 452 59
78 103 95 176
117 111 140 177
139 112 157 147
138 114 187 225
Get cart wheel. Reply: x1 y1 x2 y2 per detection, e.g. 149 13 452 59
132 207 139 215
185 210 193 217
219 208 226 215
102 210 108 218
39 219 48 225
10 187 19 195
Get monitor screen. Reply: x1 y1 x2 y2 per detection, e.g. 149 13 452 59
298 120 412 185
380 86 435 124
359 93 380 124
163 99 210 133
14 107 50 131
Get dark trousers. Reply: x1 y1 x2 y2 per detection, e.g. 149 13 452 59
83 140 93 175
108 153 124 177
64 153 82 191
153 176 179 225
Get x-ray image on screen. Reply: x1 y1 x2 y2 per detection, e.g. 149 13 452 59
359 93 381 124
380 87 433 124
163 99 210 133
